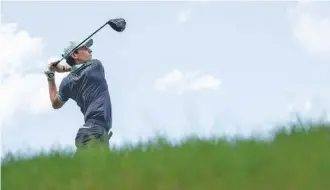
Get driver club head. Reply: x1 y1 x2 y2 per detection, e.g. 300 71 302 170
107 18 126 32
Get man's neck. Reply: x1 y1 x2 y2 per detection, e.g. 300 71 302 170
71 63 84 71
72 60 90 71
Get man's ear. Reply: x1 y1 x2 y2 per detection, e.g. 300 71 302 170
71 52 77 59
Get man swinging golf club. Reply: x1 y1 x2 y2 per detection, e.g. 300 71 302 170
44 18 126 150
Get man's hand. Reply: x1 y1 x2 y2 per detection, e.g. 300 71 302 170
44 69 55 81
44 62 57 80
47 61 71 73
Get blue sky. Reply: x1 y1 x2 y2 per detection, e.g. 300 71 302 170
1 1 330 156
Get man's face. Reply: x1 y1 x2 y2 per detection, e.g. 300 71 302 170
71 45 92 63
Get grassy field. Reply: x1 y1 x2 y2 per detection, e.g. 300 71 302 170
1 122 330 190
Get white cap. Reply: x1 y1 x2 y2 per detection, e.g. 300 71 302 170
62 38 93 58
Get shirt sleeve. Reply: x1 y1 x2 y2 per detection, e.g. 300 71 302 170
56 78 70 102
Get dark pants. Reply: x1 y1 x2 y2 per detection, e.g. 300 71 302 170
75 119 112 150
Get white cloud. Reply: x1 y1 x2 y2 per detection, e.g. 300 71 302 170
154 69 221 95
288 1 330 57
0 22 67 128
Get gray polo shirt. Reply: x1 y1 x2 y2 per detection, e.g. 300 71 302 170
57 59 112 131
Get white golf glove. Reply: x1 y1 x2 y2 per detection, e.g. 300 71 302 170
44 62 57 80
44 69 55 80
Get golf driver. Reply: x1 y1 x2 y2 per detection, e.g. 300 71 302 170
53 18 126 66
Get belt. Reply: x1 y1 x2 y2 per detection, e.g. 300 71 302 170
83 119 113 139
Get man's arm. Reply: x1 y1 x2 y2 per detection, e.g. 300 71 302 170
45 61 71 109
47 78 65 109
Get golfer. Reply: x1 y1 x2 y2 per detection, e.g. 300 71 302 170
44 39 112 150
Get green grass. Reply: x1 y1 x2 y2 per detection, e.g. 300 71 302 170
2 122 330 190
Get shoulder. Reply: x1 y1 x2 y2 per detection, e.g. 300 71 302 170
90 59 103 65
89 59 105 71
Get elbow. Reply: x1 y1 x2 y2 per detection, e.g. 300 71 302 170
52 102 62 109
52 104 60 109
50 96 65 109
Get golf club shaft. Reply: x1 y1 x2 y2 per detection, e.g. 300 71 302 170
53 21 109 66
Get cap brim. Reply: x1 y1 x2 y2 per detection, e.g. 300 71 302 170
81 38 93 48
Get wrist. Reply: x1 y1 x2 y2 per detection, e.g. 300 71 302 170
47 74 55 81
60 65 70 72
62 65 66 72
54 65 64 73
